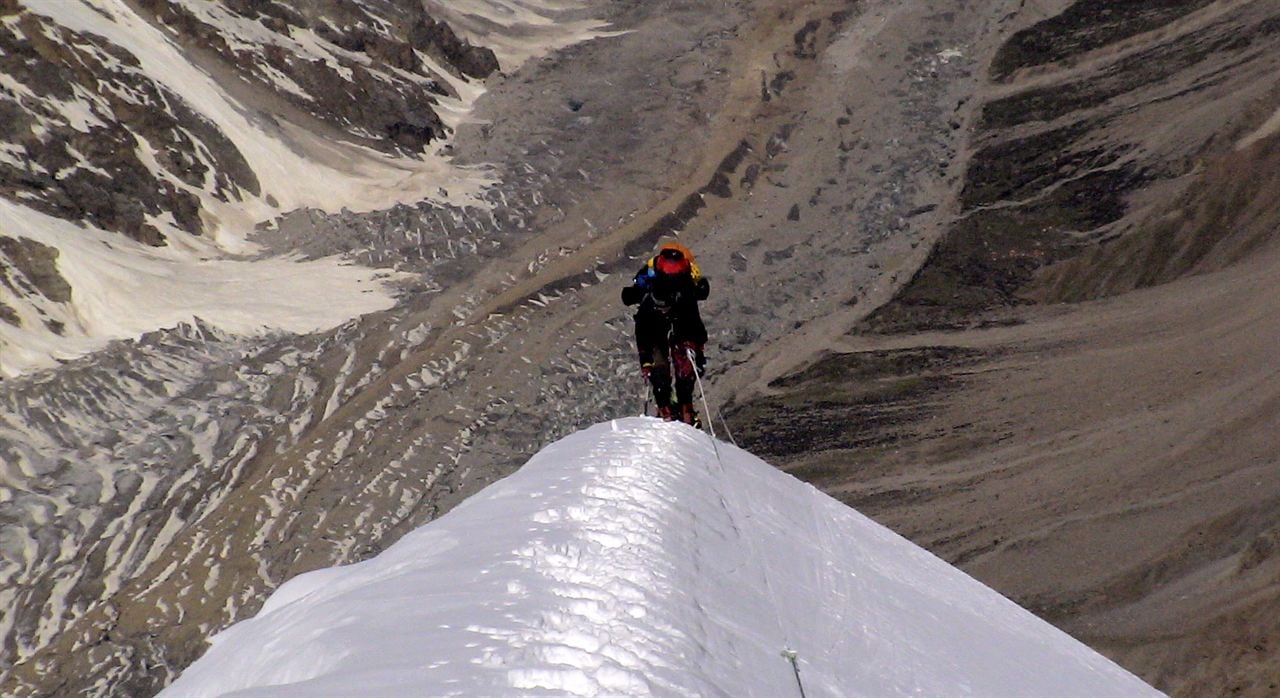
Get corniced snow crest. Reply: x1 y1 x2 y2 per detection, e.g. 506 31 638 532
164 418 1164 697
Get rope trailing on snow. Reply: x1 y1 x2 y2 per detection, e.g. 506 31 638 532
687 348 803 698
691 360 717 441
676 346 739 447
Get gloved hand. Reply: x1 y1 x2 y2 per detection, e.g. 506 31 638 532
694 350 706 376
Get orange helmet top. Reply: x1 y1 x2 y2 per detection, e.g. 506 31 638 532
659 242 695 262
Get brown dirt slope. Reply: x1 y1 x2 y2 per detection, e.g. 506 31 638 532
861 0 1280 333
730 1 1280 695
740 227 1280 696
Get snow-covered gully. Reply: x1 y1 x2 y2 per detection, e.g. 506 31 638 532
165 418 1161 697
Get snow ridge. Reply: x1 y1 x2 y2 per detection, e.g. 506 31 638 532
164 418 1162 697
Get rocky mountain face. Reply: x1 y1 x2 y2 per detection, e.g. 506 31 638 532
129 0 499 151
1 0 1278 696
0 0 494 243
0 0 505 376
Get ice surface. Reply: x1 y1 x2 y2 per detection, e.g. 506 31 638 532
164 418 1163 697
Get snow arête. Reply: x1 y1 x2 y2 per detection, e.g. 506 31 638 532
622 242 710 426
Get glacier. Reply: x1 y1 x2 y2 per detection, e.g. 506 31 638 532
163 417 1162 697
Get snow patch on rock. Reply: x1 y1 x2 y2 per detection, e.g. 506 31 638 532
23 0 493 233
1238 104 1280 150
423 0 623 70
0 201 402 376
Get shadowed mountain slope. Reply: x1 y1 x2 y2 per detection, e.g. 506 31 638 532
730 1 1280 694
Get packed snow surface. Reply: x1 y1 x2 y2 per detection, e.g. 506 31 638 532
165 418 1163 697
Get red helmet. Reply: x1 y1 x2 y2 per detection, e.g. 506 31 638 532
655 246 691 275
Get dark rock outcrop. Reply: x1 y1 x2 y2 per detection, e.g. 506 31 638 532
0 236 71 306
0 0 498 247
0 14 237 243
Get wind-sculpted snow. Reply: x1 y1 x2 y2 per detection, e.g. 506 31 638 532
165 419 1162 697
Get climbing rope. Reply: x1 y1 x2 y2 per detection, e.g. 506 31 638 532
687 348 719 440
685 347 805 698
714 402 740 447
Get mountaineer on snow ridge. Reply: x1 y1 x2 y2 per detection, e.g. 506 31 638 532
622 242 710 425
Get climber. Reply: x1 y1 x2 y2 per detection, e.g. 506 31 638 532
621 241 710 425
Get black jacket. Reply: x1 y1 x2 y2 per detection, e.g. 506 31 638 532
621 262 709 315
